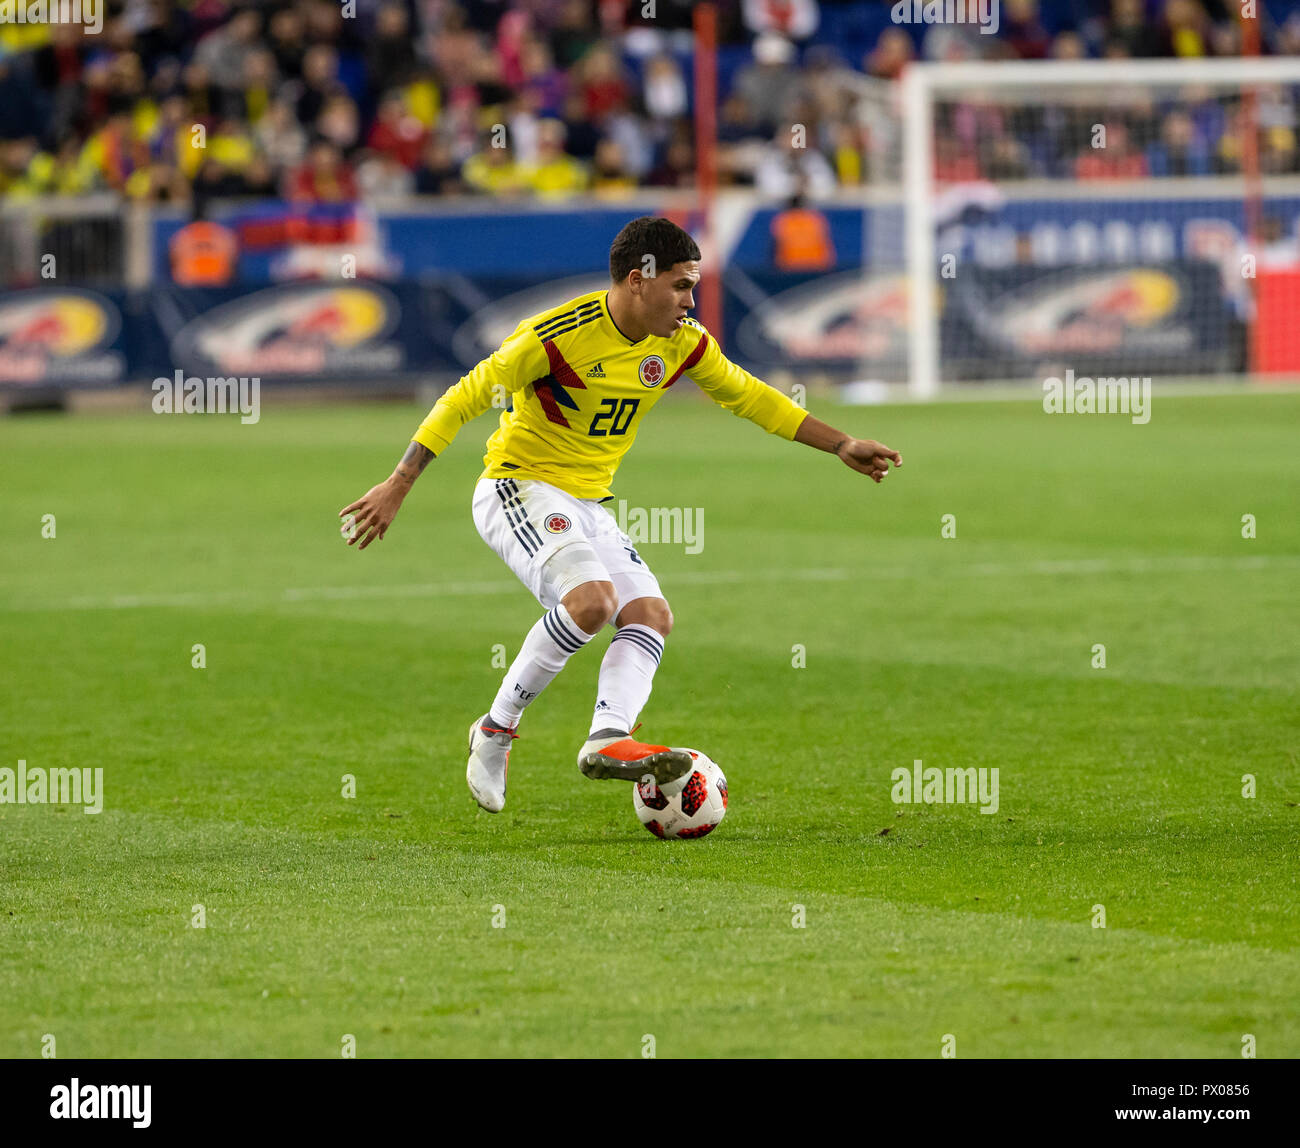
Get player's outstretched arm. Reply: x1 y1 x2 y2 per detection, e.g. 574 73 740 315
793 414 902 484
339 441 435 549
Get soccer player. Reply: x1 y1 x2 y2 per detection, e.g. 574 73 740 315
341 217 901 812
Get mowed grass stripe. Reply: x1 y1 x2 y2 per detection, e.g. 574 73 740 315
5 554 1300 613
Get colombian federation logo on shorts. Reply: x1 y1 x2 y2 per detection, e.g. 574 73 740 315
544 513 572 534
638 355 666 387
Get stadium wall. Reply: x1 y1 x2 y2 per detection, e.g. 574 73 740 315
4 182 1300 392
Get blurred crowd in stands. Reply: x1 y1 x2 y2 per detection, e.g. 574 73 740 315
1 0 1299 206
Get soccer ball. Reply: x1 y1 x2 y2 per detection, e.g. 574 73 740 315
632 750 727 839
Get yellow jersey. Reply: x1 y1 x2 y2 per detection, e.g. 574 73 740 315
412 289 807 500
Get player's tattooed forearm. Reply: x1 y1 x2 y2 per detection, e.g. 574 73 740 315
393 442 435 483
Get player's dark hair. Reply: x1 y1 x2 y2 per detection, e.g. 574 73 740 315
609 216 701 283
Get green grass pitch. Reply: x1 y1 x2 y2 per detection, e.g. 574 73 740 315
2 389 1297 1058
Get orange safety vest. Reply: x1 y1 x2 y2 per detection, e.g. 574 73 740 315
771 208 835 271
170 221 239 286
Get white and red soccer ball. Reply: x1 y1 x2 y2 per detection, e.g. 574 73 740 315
633 750 727 839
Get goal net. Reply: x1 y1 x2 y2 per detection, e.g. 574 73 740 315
898 57 1300 396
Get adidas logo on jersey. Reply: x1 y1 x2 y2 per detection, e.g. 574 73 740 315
586 362 606 378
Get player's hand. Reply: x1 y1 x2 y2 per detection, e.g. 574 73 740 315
837 438 902 483
339 479 406 549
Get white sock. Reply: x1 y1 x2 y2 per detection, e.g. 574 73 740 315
589 624 665 737
489 603 597 729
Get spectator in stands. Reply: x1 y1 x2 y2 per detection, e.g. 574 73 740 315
1212 105 1248 174
502 99 542 166
401 66 443 136
288 139 358 203
642 54 688 123
316 93 362 155
7 0 1300 208
139 159 193 202
1050 30 1088 60
753 123 836 199
1261 126 1299 176
830 119 870 185
192 156 248 203
1160 0 1213 58
368 93 429 171
465 38 514 120
559 89 602 160
358 149 416 199
0 138 34 197
1279 13 1300 56
549 0 601 70
428 10 481 91
520 38 567 117
255 99 307 175
574 45 630 125
295 46 341 130
801 45 859 128
146 94 187 168
207 116 256 177
524 117 588 197
194 7 263 96
6 135 88 198
1209 15 1242 57
982 134 1034 180
865 28 914 81
590 138 637 198
1105 0 1163 58
106 50 148 117
1075 121 1149 179
734 33 804 135
920 13 984 63
237 48 279 127
302 1 352 56
268 6 306 83
1259 84 1298 138
999 0 1052 60
934 134 981 183
134 0 193 78
496 6 531 89
461 135 527 196
181 59 223 123
718 91 762 147
646 134 695 188
30 23 88 149
241 153 278 199
1146 111 1210 176
0 139 50 199
366 3 420 99
414 136 465 195
742 0 821 42
74 109 145 193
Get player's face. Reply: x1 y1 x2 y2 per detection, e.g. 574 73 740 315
642 260 700 337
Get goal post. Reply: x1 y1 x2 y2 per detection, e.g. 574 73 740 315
900 56 1300 398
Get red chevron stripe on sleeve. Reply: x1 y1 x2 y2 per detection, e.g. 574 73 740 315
663 333 709 389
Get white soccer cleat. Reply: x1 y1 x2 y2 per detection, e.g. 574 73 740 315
467 714 518 813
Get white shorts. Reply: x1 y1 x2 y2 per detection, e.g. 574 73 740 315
471 476 664 623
